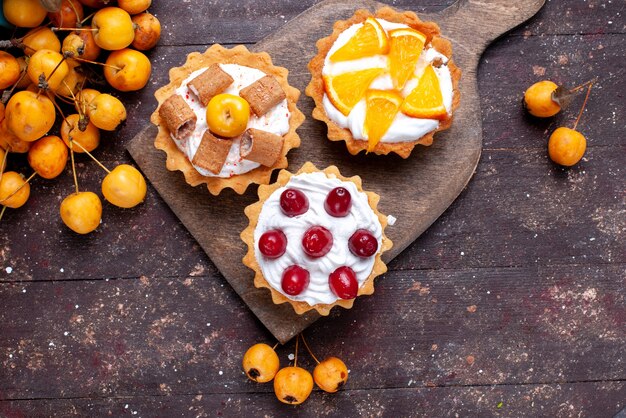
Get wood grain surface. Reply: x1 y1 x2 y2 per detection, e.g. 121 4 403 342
128 0 545 344
0 0 624 416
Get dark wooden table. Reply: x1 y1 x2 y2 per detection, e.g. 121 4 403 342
1 1 624 416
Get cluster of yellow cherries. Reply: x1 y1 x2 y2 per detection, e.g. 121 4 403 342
523 78 595 167
243 334 349 405
0 0 161 233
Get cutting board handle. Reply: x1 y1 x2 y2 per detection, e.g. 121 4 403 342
433 0 545 55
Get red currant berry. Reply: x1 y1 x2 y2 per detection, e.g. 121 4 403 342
348 229 378 258
324 187 352 217
280 188 309 217
302 226 333 258
259 230 287 259
329 266 358 299
281 265 310 296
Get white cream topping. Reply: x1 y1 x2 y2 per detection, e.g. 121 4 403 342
254 172 383 306
173 64 291 178
322 19 454 143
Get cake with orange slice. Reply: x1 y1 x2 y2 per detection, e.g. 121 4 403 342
306 7 461 158
152 45 305 195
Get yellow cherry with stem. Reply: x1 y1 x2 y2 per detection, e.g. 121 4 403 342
61 27 102 61
242 342 280 383
61 114 100 153
3 0 47 28
27 49 69 92
131 12 161 51
104 48 151 92
0 51 21 90
548 80 594 167
91 7 135 51
0 171 34 210
101 164 147 208
5 90 56 142
27 135 68 179
59 129 102 234
70 139 147 209
118 0 152 15
60 191 102 234
273 335 314 405
22 27 61 56
87 93 127 131
301 333 349 393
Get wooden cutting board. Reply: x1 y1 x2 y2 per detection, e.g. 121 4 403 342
127 0 545 343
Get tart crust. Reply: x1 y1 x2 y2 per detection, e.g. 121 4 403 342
151 44 305 195
241 162 393 316
305 7 461 158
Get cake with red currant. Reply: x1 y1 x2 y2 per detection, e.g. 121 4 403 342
152 44 305 195
241 162 392 315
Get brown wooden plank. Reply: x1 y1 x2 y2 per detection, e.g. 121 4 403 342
127 0 548 343
1 264 623 399
1 381 625 417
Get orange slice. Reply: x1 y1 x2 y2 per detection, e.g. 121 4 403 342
330 17 389 62
388 28 427 89
400 65 447 120
323 68 384 116
364 89 403 151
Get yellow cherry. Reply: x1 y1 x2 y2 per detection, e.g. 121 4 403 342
0 51 20 90
242 343 280 383
27 135 68 179
313 357 349 393
548 127 586 166
5 90 56 142
273 366 314 405
206 94 250 138
27 49 69 92
3 0 47 28
92 7 135 51
104 48 151 92
101 164 147 208
60 114 100 153
0 171 30 209
524 80 560 118
87 93 127 131
60 191 102 234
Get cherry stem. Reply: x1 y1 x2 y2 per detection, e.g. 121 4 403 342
569 77 598 94
272 343 279 350
300 333 320 365
572 79 595 131
72 56 121 72
71 141 111 174
69 145 79 194
2 70 28 104
44 56 67 86
69 2 82 28
0 172 37 205
52 27 96 32
294 334 299 367
80 12 95 26
0 205 6 222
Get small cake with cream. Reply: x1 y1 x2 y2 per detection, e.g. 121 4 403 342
306 7 461 158
152 45 304 195
241 162 393 316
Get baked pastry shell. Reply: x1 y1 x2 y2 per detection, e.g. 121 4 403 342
151 44 305 195
241 162 393 316
305 6 461 158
